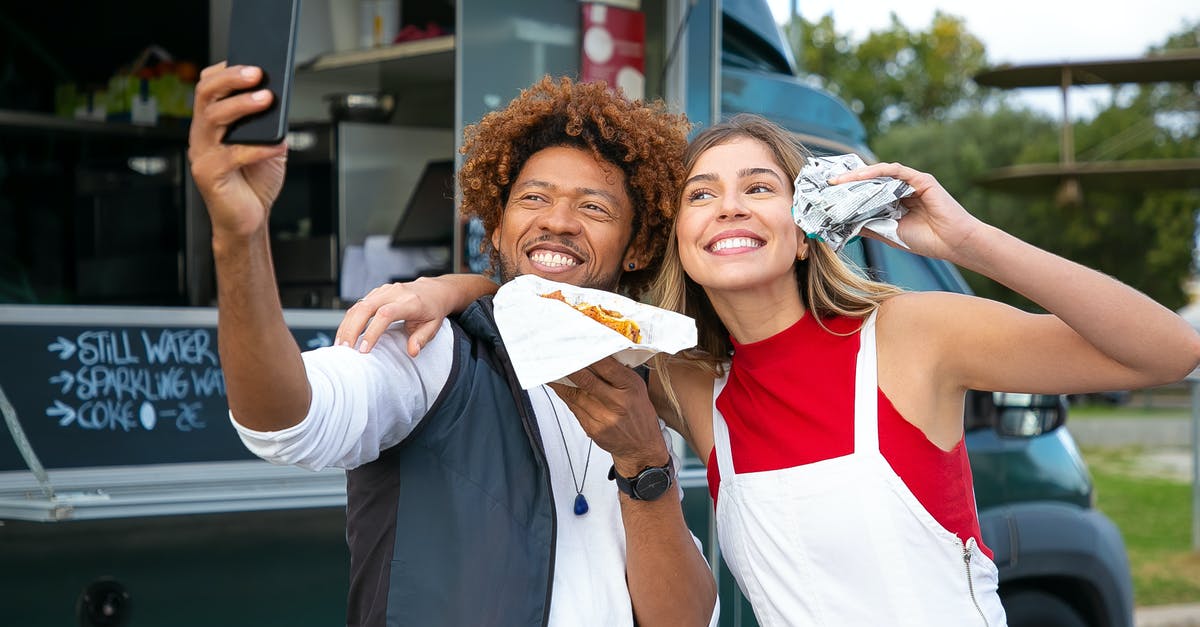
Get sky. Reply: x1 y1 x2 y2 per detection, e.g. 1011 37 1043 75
765 0 1200 119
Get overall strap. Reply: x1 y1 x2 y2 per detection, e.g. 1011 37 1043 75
849 309 938 625
711 374 738 480
853 311 881 456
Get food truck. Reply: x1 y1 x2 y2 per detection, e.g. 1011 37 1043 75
0 1 1132 625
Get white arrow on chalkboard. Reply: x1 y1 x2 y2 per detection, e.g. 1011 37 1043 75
49 370 76 394
47 336 78 360
307 332 333 349
46 400 77 426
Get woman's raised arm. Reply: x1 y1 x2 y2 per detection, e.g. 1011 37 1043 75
336 274 499 355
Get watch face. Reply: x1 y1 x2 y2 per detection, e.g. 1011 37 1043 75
633 467 672 501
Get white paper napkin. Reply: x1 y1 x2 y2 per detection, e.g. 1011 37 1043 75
493 275 698 390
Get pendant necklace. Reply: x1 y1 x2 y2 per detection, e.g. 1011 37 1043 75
542 386 593 516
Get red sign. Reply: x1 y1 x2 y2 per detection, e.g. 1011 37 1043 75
580 3 646 101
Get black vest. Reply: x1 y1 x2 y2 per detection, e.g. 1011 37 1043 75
344 297 557 627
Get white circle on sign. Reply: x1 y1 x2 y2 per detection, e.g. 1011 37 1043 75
583 26 614 65
615 67 645 101
139 401 156 430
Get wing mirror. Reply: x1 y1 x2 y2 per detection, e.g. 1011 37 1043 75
991 392 1067 437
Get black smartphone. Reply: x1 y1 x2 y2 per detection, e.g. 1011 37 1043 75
222 0 302 145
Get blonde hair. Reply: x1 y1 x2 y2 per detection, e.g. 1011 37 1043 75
651 114 904 386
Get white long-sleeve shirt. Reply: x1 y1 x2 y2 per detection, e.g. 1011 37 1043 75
232 320 716 626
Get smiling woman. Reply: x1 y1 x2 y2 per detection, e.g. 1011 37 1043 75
677 140 806 297
648 112 1200 627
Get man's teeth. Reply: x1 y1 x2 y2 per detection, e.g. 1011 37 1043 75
711 237 763 252
530 251 578 267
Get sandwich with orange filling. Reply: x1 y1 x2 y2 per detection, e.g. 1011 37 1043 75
541 290 643 344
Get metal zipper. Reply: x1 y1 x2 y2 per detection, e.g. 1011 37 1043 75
962 537 990 627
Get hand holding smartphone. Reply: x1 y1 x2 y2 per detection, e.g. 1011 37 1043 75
222 0 302 145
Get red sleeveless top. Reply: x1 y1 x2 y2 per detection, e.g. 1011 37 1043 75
707 313 991 558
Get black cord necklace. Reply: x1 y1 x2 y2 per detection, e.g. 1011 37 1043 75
542 386 593 516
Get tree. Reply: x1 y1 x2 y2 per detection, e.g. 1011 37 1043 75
870 106 1062 306
795 15 1200 310
787 11 988 142
877 87 1199 311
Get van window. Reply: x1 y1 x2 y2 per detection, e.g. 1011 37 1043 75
839 238 870 280
865 239 947 292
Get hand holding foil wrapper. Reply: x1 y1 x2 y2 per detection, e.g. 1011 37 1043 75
791 153 915 252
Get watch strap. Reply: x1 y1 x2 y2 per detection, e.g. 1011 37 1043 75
607 457 674 501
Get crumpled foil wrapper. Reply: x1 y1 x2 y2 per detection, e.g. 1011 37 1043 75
791 153 914 252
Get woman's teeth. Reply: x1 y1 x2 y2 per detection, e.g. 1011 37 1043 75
711 237 763 252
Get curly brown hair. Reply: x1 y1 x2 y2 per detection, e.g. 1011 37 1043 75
458 76 690 298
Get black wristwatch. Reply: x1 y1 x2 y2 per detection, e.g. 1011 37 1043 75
608 457 674 501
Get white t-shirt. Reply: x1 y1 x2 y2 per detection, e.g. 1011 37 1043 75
232 320 715 627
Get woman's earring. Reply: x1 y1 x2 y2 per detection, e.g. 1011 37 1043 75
628 262 636 270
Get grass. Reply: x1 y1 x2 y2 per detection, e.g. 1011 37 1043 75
1070 404 1190 420
1081 447 1200 606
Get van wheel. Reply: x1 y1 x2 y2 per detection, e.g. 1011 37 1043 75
1003 590 1088 627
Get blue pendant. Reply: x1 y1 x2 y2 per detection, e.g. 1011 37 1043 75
573 493 589 516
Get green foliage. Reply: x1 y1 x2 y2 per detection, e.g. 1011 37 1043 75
791 14 1200 310
1151 19 1199 50
1016 74 1198 310
789 11 988 142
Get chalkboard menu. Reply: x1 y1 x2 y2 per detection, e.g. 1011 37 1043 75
0 306 340 471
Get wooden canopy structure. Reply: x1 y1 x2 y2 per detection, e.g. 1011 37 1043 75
980 159 1200 193
974 52 1200 88
972 50 1200 198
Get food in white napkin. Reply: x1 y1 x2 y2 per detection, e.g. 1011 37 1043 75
493 275 698 390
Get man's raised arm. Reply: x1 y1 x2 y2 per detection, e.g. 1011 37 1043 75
188 62 309 431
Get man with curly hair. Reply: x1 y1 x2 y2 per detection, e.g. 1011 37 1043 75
189 64 716 627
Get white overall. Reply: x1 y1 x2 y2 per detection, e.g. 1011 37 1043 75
711 313 1007 627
